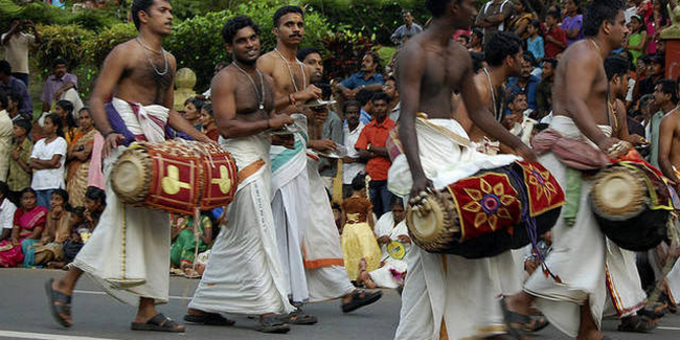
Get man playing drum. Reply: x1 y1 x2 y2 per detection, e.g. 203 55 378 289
45 0 212 333
184 16 297 334
501 0 653 338
390 0 535 338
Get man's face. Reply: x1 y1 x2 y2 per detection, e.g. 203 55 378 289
53 64 67 78
144 0 173 37
275 12 304 46
404 12 414 25
608 11 629 48
648 62 663 76
521 60 532 78
511 94 528 112
361 54 377 73
228 26 261 66
654 84 668 106
453 0 479 30
508 50 525 77
383 80 397 100
312 106 329 126
303 52 323 83
372 99 388 118
546 15 556 27
345 105 360 126
619 74 631 98
542 62 554 79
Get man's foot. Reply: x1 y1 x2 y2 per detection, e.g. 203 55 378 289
499 298 533 340
341 289 382 313
279 308 318 325
131 313 185 333
617 315 656 333
259 315 290 333
45 278 72 327
357 270 377 289
184 309 235 326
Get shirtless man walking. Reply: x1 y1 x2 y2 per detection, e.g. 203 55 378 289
185 15 296 334
502 1 644 339
45 0 211 333
390 0 534 338
658 81 680 184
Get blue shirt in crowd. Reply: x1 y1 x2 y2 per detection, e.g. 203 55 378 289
340 72 385 90
0 76 33 114
526 36 544 61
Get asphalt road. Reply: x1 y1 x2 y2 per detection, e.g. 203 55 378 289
1 268 679 339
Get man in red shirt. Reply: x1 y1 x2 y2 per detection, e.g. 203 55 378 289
355 92 395 217
544 11 567 58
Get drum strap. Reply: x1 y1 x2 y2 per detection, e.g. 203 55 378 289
237 159 265 185
416 113 471 148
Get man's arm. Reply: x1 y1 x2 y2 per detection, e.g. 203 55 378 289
212 71 291 138
459 53 535 161
562 51 620 153
29 154 62 170
1 22 20 45
396 46 431 195
257 55 320 112
658 114 679 184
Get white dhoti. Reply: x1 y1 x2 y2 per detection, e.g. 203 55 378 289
370 213 409 289
188 134 294 315
304 153 355 302
389 117 518 339
524 116 645 337
71 99 170 306
270 128 310 304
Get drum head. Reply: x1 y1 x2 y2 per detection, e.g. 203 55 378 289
591 166 647 219
111 150 150 204
406 197 444 242
406 192 460 252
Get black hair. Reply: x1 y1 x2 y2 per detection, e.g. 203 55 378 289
85 186 107 205
45 113 65 137
131 0 169 31
528 20 541 32
355 89 374 106
523 52 536 67
471 28 484 41
534 123 550 132
351 173 367 191
0 89 7 110
0 181 8 198
604 54 629 81
202 103 213 117
53 58 67 69
656 78 678 105
371 91 390 104
630 15 647 33
184 97 204 112
78 106 91 116
390 196 404 208
506 91 526 108
364 51 383 75
459 34 470 44
426 0 460 17
566 0 583 14
13 117 32 134
56 100 77 130
273 5 304 27
71 206 86 223
543 58 558 69
297 47 321 62
343 99 361 113
470 52 485 73
546 10 561 20
582 0 626 37
51 188 71 210
20 187 36 202
484 31 522 67
639 94 654 109
222 15 260 45
0 60 11 75
7 92 22 111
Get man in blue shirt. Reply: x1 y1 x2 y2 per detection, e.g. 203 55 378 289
337 52 385 100
506 53 540 114
0 61 32 115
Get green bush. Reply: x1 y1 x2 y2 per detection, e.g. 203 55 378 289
33 24 94 77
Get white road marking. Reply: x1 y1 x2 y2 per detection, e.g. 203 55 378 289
0 330 119 340
658 326 680 331
73 289 192 300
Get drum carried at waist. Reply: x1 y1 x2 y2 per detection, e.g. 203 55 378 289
590 161 672 251
406 161 565 258
111 140 238 215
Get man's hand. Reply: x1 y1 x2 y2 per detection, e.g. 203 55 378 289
298 85 322 102
11 148 19 160
11 238 20 247
377 235 391 245
597 137 632 159
342 156 357 164
102 133 125 159
514 143 538 163
271 134 295 149
268 113 294 130
397 234 411 244
409 175 434 207
310 139 336 152
626 133 649 146
342 88 354 99
25 20 35 29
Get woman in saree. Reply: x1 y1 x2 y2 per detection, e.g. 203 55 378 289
170 212 214 275
66 108 96 207
34 189 72 267
0 188 47 267
509 0 537 40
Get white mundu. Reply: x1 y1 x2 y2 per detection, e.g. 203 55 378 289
389 115 518 339
189 134 294 316
523 116 646 336
71 99 170 306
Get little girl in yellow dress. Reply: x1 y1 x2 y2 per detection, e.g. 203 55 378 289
340 196 381 282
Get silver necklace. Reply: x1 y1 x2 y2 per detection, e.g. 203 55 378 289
136 37 168 77
274 48 306 92
482 68 502 122
232 62 265 110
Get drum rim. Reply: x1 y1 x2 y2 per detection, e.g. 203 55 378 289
111 147 152 205
591 166 648 219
